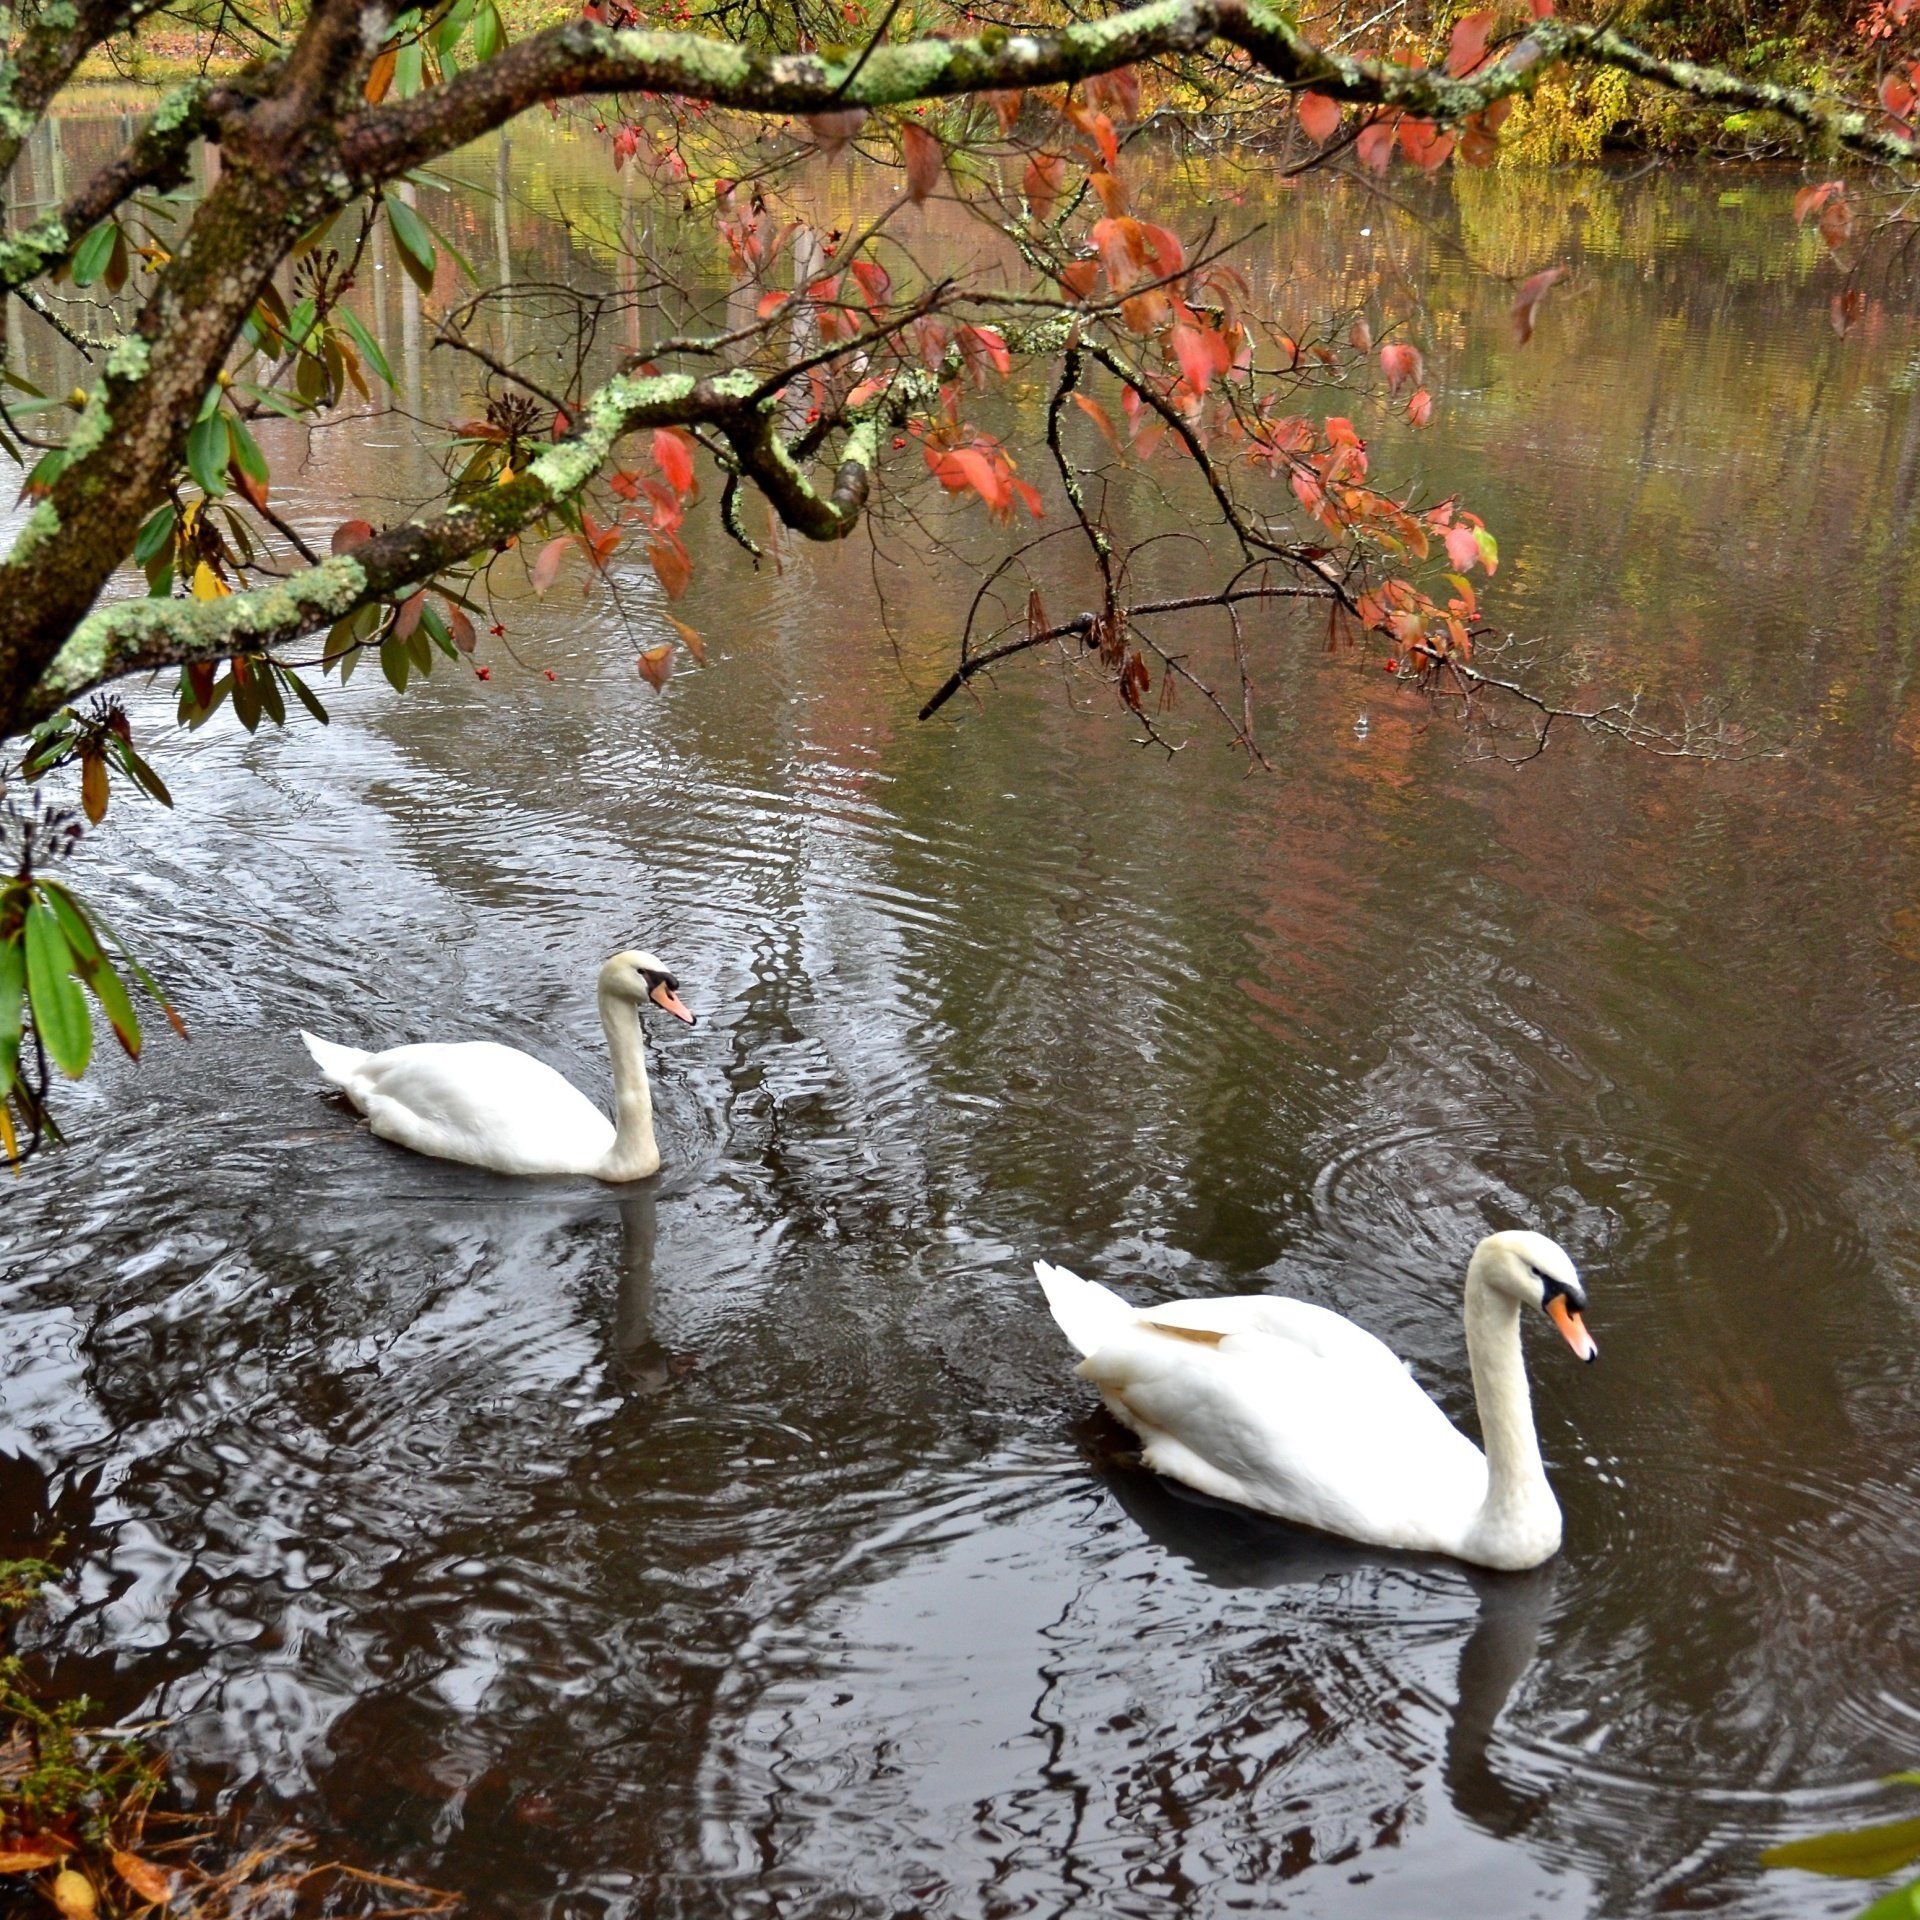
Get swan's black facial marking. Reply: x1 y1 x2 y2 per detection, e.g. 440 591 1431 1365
639 966 678 998
1532 1264 1588 1313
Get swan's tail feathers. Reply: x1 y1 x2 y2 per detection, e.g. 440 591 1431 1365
1034 1259 1135 1357
300 1031 369 1088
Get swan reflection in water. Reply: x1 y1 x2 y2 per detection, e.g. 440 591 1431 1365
609 1185 692 1399
1088 1414 1559 1841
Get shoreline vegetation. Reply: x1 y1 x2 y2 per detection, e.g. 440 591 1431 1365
1 1556 454 1919
58 1 1880 163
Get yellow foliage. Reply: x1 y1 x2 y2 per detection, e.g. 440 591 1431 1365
1499 65 1634 167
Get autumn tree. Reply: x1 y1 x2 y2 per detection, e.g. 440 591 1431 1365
0 0 1910 1156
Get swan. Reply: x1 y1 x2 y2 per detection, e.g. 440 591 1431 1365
1035 1230 1597 1571
300 951 694 1181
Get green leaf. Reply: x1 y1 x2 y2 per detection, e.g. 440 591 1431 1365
227 411 270 487
335 307 394 387
383 190 438 293
132 502 175 567
279 666 330 724
393 38 424 98
85 956 140 1059
39 880 104 971
1763 1820 1920 1881
417 207 476 283
1856 1878 1920 1920
380 635 411 691
0 931 23 1094
23 902 90 1079
69 220 118 289
186 412 231 496
112 739 174 807
470 0 502 61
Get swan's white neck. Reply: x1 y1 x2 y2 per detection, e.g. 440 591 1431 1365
596 983 661 1180
1461 1264 1561 1568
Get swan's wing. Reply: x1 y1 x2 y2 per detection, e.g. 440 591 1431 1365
350 1042 615 1174
1137 1292 1413 1376
1079 1319 1486 1555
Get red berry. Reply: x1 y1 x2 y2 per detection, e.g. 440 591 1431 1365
476 667 492 680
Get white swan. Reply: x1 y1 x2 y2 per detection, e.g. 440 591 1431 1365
1035 1230 1597 1571
300 951 694 1181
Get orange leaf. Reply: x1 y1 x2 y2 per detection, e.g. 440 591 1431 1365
989 89 1023 133
1406 387 1434 427
755 289 787 319
1297 91 1341 143
901 122 944 203
445 603 477 653
331 518 375 554
666 613 706 664
1398 118 1454 170
1072 390 1122 451
1793 180 1844 225
111 1850 173 1906
1348 314 1372 353
848 258 891 307
364 47 397 102
637 642 673 690
1446 8 1496 77
0 1840 69 1872
1089 170 1129 216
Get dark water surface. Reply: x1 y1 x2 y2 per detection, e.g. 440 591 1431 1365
3 122 1920 1918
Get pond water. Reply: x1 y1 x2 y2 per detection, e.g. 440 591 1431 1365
3 116 1920 1919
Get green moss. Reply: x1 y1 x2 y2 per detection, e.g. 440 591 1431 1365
9 497 58 563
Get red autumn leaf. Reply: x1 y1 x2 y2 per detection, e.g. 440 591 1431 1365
901 122 944 203
666 613 707 663
1379 341 1423 393
1398 118 1455 170
1172 322 1216 395
531 534 573 597
1348 314 1373 353
1089 170 1130 217
1510 265 1565 345
1529 0 1554 14
1064 102 1120 172
637 642 673 690
1297 91 1341 143
1447 8 1497 77
1444 523 1480 570
989 89 1023 134
651 428 696 496
393 589 426 638
1831 287 1866 336
331 518 375 554
848 258 891 307
756 289 787 319
960 324 1011 376
952 446 1011 512
648 535 692 599
1355 117 1398 174
1060 259 1100 300
1012 477 1045 518
445 602 477 652
1406 387 1434 427
1140 223 1186 277
1882 71 1916 119
1819 193 1854 250
1023 152 1067 222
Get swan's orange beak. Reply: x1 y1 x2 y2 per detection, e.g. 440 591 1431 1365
1548 1295 1598 1363
649 982 696 1025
